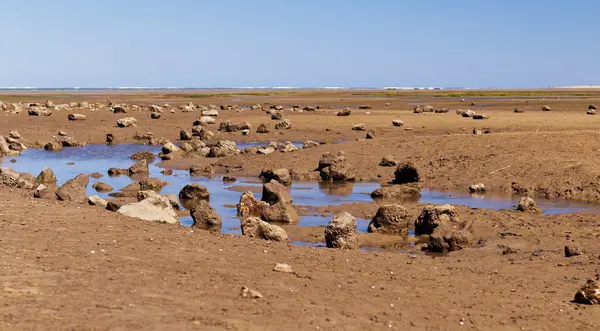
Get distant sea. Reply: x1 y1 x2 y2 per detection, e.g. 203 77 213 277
0 86 466 91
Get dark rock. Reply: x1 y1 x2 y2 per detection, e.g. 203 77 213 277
106 133 117 145
180 130 193 141
108 168 128 176
336 108 351 116
574 279 600 305
256 123 271 133
274 119 292 130
139 178 168 192
379 155 397 167
365 130 376 139
44 141 63 151
178 183 210 209
565 246 583 257
415 204 460 235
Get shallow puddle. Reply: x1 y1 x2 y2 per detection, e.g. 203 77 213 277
2 144 599 240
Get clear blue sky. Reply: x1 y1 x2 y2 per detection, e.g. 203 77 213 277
1 0 598 88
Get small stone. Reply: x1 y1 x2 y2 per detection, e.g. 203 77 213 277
273 263 293 273
68 114 87 121
469 183 486 193
517 197 542 213
352 123 366 131
565 246 583 257
392 120 404 127
240 286 263 299
150 112 161 119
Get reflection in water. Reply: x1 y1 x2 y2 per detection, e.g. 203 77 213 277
2 144 600 239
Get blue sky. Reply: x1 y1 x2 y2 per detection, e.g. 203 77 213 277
1 0 598 88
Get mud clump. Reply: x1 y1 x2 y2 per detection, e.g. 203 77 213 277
190 200 222 232
368 204 411 235
317 151 355 182
324 212 359 249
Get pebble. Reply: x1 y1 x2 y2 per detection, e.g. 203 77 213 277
273 263 293 273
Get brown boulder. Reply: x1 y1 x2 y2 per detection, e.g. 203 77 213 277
368 204 411 235
36 167 57 185
128 160 149 176
190 200 222 232
318 151 355 182
241 217 288 242
56 174 89 203
178 184 210 209
259 168 292 187
394 161 420 184
324 212 359 249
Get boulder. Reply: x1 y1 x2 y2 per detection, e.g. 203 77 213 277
219 120 251 132
92 182 113 192
56 174 89 203
116 117 137 128
587 110 596 115
150 112 161 119
117 197 179 224
379 155 397 167
106 133 117 145
256 123 271 133
262 180 292 205
0 136 10 154
368 204 411 235
178 183 210 209
128 160 149 176
469 183 486 193
36 167 57 185
193 116 216 125
207 140 238 158
336 108 351 116
259 168 292 187
111 106 127 113
68 114 86 121
324 212 359 249
270 112 283 120
303 140 320 149
352 123 365 131
191 126 215 140
106 200 126 212
574 280 600 305
190 200 222 232
472 114 489 120
394 161 420 184
0 168 36 189
201 109 219 117
237 191 297 224
164 194 180 209
257 147 275 155
517 197 542 213
130 151 156 162
237 191 270 219
179 130 193 141
8 131 21 139
28 108 52 116
392 120 404 127
415 204 460 235
34 184 54 199
542 105 551 111
371 185 421 201
139 178 168 192
88 195 108 208
161 142 180 154
275 119 292 130
108 168 128 176
365 130 376 139
415 205 473 252
44 141 63 152
565 245 583 257
240 217 288 242
318 152 355 182
588 105 597 110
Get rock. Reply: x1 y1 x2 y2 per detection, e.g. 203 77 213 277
240 286 263 299
194 116 216 125
318 152 355 182
275 119 292 130
0 136 10 154
128 160 149 176
587 110 596 115
116 117 137 128
241 129 250 136
260 202 299 223
178 184 210 209
394 161 420 184
90 172 103 179
434 108 449 113
427 224 474 253
117 197 179 224
379 155 397 167
201 109 219 117
251 104 262 111
256 123 271 133
191 126 214 140
58 136 81 147
513 108 525 113
92 182 113 192
139 178 168 192
181 105 195 112
223 176 237 182
368 204 410 235
472 114 489 120
68 114 86 121
106 200 126 212
0 168 36 189
324 212 358 249
44 140 63 152
262 180 292 205
273 263 293 273
133 131 154 141
237 191 270 219
56 174 89 203
371 185 421 200
303 106 316 111
161 169 174 176
259 169 292 187
88 196 108 208
365 130 376 139
542 105 551 111
413 105 424 114
149 105 162 112
207 140 238 158
565 246 583 257
415 205 460 235
164 194 180 209
303 140 319 149
240 217 288 242
459 109 476 117
130 151 156 162
574 280 600 305
257 147 275 155
473 128 482 135
78 102 89 108
219 120 251 132
278 141 299 153
190 200 222 232
392 120 404 127
189 165 215 176
108 168 128 176
517 197 542 213
588 105 597 110
336 108 351 116
469 183 486 193
111 106 127 113
36 167 57 185
270 112 283 120
161 142 181 154
34 184 53 199
179 130 193 141
28 108 52 116
8 131 21 139
106 133 117 145
352 123 365 131
150 112 161 119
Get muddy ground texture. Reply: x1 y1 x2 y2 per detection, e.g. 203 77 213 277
1 90 600 330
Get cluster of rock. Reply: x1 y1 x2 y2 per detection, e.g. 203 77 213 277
456 109 489 120
44 132 86 151
0 131 27 156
